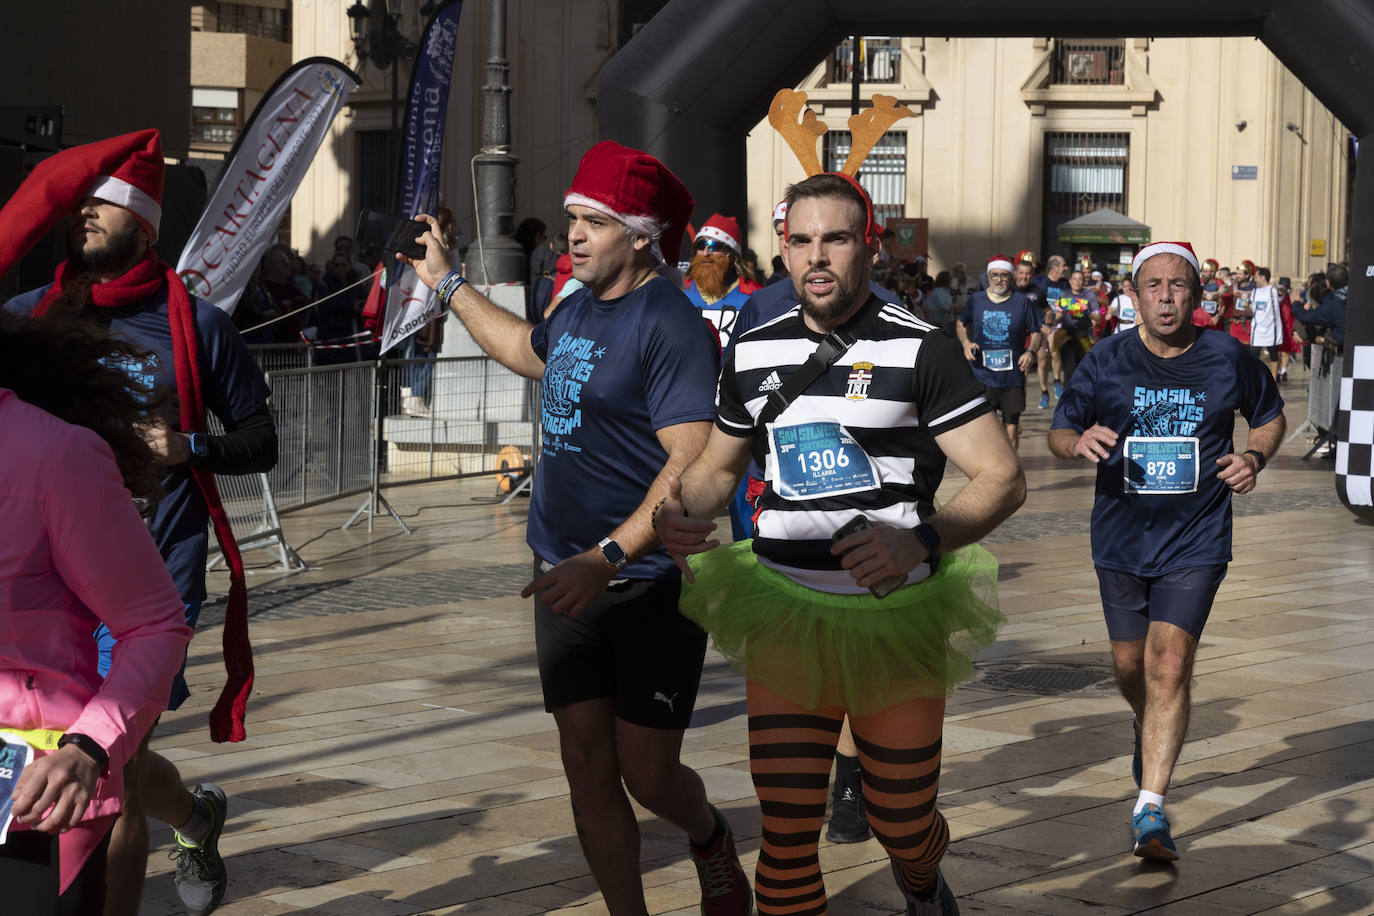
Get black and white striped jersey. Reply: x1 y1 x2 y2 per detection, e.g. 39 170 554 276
717 296 992 592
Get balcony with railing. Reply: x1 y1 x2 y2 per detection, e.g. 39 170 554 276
1049 40 1125 86
831 37 902 84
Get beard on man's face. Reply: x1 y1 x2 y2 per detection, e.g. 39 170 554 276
70 218 144 275
685 252 735 299
797 267 864 326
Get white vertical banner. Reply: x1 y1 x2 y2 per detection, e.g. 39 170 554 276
379 266 441 354
176 58 360 313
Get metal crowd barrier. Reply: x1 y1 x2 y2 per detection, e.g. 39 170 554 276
266 362 378 513
210 355 539 562
375 356 538 490
1287 342 1342 457
247 341 314 373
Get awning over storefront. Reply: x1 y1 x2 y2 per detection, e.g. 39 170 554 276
1057 208 1152 245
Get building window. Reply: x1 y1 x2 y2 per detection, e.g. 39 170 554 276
191 88 241 147
213 2 291 43
831 37 902 84
356 130 393 234
1050 39 1125 86
823 130 906 226
1042 132 1129 258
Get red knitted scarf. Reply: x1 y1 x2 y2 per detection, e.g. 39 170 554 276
38 251 254 742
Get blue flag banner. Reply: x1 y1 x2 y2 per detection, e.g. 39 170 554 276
380 0 464 354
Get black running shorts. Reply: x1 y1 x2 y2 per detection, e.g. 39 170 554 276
533 559 707 730
983 385 1027 425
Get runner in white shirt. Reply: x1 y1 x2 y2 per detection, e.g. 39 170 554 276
1247 267 1282 377
1108 277 1139 333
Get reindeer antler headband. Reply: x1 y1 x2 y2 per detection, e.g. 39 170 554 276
768 88 915 178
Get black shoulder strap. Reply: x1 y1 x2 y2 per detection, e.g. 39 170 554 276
755 295 888 431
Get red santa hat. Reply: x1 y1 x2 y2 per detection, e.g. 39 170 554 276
986 254 1015 274
695 213 742 254
0 129 163 280
564 140 693 265
1131 241 1200 277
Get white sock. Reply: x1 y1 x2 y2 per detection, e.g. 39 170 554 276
176 797 212 845
1134 790 1165 816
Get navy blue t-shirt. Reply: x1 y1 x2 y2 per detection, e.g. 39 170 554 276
6 283 270 602
960 290 1042 388
527 276 720 579
1051 329 1283 576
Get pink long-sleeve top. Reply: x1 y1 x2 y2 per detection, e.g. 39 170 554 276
1 388 193 889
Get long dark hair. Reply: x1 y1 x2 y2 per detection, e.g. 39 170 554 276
1 289 165 501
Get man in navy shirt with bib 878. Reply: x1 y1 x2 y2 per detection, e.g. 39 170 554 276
1050 241 1284 862
401 141 752 915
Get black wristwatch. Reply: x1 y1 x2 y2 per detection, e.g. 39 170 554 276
188 432 209 461
57 733 109 775
598 537 629 572
1243 449 1267 472
913 523 942 559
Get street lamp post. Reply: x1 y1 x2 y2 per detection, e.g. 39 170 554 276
465 0 524 286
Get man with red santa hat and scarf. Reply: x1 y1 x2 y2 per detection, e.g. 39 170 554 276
682 213 761 350
2 129 274 916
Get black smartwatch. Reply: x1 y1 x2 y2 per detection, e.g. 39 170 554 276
1243 449 1267 472
188 432 209 461
57 733 109 775
598 537 629 572
913 522 942 559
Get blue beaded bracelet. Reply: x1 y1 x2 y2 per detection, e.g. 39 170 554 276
437 270 466 303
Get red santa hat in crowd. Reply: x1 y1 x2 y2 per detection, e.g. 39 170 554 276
695 213 743 255
0 128 163 280
986 254 1015 274
564 140 694 265
1131 241 1200 278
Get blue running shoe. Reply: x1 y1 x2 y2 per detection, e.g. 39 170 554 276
1131 803 1179 861
1038 393 1050 410
1053 380 1064 398
1132 718 1142 789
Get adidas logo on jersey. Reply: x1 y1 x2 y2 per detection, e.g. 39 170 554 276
758 371 783 392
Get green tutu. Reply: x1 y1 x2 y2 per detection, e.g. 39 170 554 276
680 540 1002 715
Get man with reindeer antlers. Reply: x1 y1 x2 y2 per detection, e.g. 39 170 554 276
655 89 1026 916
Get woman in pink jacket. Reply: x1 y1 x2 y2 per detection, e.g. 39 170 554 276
1 309 192 913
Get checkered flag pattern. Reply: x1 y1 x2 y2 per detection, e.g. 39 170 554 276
1336 345 1374 509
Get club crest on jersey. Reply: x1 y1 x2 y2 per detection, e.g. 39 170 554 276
845 361 874 400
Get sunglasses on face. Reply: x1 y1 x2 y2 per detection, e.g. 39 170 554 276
694 239 729 253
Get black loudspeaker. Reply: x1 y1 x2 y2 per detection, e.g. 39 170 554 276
156 163 208 267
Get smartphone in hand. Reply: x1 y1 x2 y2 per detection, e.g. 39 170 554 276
832 515 907 599
356 210 430 261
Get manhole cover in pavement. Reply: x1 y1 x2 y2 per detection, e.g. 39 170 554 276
977 663 1114 696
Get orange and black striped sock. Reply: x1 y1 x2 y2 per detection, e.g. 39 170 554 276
747 683 843 915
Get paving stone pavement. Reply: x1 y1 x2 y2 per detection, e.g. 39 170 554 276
138 388 1374 915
